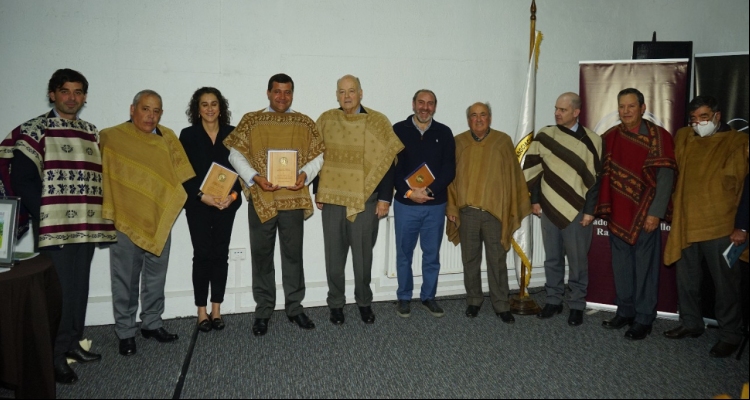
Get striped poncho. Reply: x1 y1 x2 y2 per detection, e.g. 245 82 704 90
0 111 116 247
523 124 603 229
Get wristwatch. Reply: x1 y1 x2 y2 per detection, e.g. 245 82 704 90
197 191 204 201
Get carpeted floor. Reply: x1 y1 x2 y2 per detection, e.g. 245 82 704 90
2 291 748 398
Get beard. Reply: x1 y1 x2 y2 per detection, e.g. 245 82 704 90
414 113 433 124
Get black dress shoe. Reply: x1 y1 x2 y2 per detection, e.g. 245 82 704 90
65 345 102 363
466 305 481 318
568 309 584 326
536 303 563 319
709 341 739 358
141 327 179 342
624 323 652 340
663 325 704 339
288 313 316 330
54 359 78 385
497 311 515 324
210 315 225 331
118 337 137 356
330 308 345 325
359 306 376 324
602 315 635 330
252 318 269 336
198 317 212 333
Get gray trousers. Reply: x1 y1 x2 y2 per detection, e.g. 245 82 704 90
110 230 171 339
541 211 592 310
459 207 510 313
248 204 305 319
676 236 742 344
610 227 661 325
323 193 379 309
42 243 95 363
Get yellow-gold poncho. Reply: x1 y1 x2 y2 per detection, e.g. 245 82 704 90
100 122 195 256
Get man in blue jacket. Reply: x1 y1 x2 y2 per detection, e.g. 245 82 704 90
392 89 456 317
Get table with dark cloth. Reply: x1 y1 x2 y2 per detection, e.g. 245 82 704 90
0 254 61 399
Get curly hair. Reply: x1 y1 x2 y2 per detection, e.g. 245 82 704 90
186 87 231 126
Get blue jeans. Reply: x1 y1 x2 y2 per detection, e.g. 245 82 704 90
394 201 446 301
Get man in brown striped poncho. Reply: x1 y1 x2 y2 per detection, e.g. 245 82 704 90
522 92 603 327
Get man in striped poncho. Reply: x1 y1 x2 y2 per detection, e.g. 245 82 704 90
522 92 603 327
0 69 117 385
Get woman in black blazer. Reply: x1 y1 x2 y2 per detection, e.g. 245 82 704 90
180 87 242 332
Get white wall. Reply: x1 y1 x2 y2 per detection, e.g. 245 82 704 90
1 0 748 326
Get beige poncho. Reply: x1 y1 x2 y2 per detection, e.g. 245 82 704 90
315 107 403 221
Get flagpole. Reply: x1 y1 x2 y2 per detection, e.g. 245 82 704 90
530 0 536 59
519 0 536 300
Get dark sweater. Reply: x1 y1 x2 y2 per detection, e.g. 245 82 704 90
179 123 242 211
392 115 456 205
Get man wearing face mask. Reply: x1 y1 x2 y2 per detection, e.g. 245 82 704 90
663 95 749 358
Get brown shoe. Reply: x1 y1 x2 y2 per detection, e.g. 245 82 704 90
709 341 739 358
663 325 703 339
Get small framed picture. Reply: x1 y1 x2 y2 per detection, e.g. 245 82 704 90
0 197 20 267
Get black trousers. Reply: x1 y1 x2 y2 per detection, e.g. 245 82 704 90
248 204 306 319
676 237 743 344
41 243 96 364
185 205 238 307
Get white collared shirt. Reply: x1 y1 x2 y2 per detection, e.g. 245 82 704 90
229 106 323 187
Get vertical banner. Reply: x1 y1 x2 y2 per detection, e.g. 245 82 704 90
694 52 749 320
694 52 749 133
579 59 689 313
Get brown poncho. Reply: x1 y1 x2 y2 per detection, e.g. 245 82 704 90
223 110 325 223
664 127 749 264
447 129 532 250
315 107 403 221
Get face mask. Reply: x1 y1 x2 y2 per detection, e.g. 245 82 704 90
693 114 719 137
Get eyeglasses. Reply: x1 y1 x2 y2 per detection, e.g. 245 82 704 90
689 112 716 127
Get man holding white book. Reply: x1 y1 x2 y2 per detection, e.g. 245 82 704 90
391 89 456 318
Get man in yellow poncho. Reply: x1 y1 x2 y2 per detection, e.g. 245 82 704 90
100 90 195 356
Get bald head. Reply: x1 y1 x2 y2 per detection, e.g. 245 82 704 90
554 92 581 129
337 74 361 90
336 74 363 114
